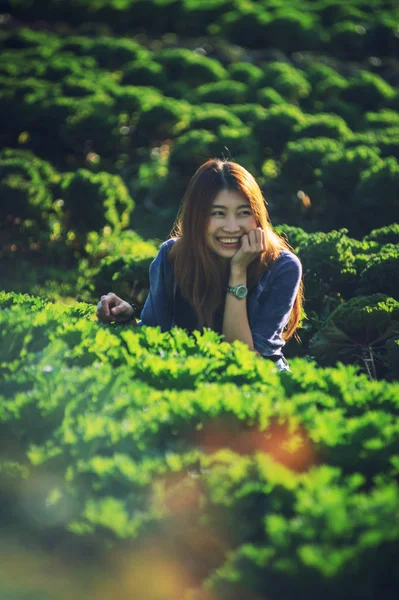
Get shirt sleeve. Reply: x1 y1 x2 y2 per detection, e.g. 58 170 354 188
251 253 302 357
136 240 174 331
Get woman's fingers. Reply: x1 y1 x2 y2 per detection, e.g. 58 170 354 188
111 302 133 317
96 293 126 322
259 228 265 250
248 230 257 246
241 233 250 249
232 228 265 268
246 228 264 251
99 294 110 316
96 301 111 322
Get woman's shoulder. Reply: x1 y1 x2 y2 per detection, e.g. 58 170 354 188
156 236 179 260
259 249 302 287
274 249 302 271
162 236 179 248
159 237 180 264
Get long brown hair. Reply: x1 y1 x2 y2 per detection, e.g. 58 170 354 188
169 159 304 341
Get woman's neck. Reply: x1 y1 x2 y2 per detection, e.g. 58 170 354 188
215 256 231 276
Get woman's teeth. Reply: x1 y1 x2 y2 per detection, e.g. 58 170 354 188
218 238 239 245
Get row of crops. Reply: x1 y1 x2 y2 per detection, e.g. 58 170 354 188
1 290 399 599
1 22 399 241
4 0 399 57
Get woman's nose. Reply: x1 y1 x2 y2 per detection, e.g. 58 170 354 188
223 216 240 232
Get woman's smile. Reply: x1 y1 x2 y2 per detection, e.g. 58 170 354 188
216 236 241 249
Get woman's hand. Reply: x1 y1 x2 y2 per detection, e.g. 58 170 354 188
96 293 137 325
230 228 265 271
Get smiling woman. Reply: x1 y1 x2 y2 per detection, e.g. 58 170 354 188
96 159 304 371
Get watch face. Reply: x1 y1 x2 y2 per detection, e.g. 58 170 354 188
236 285 248 298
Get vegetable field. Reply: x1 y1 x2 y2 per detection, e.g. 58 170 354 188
1 1 399 599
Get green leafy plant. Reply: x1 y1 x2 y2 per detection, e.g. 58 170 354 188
256 104 305 155
310 294 399 379
353 158 399 232
1 290 399 599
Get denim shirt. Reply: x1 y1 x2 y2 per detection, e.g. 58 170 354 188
137 237 302 372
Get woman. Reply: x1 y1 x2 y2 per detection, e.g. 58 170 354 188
96 159 304 371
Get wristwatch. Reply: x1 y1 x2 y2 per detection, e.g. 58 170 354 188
227 284 248 299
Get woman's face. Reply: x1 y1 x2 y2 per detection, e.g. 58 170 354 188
206 189 258 261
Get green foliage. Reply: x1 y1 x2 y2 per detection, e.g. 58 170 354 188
109 84 163 114
44 52 99 81
188 106 244 133
219 8 272 48
320 146 382 199
280 137 342 185
274 224 309 251
364 224 399 246
305 63 344 90
263 10 321 53
229 103 267 127
2 26 63 52
330 21 367 59
1 19 397 244
297 229 358 312
361 110 399 130
318 146 384 231
217 124 261 171
168 129 218 173
158 48 227 82
0 152 61 257
0 155 56 219
121 59 167 88
353 158 399 232
293 113 352 141
2 7 399 593
76 228 159 304
345 129 399 160
228 61 263 86
0 290 49 311
190 80 248 105
60 170 134 234
134 97 192 143
386 337 399 379
154 47 228 98
85 36 151 69
256 86 286 108
59 94 121 158
61 75 103 98
310 294 399 378
256 61 311 104
364 18 399 57
179 0 236 36
318 1 368 27
1 289 399 598
256 104 305 155
355 245 399 301
61 35 102 55
342 71 396 112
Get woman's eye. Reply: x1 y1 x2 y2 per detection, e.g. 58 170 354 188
211 210 252 217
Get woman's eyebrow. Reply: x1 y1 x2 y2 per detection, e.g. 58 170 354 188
211 204 250 209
